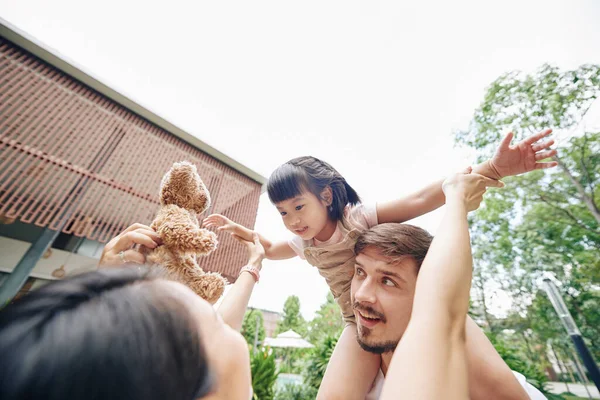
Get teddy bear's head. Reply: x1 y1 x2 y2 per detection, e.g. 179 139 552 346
159 161 211 214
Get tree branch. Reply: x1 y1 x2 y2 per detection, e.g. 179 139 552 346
553 155 600 225
538 195 599 235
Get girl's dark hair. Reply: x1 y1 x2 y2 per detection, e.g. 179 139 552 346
0 268 213 400
267 156 361 221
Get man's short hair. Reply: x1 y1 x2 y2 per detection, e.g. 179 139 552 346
354 223 433 270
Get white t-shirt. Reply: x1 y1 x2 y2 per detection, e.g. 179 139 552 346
366 370 547 399
288 203 378 259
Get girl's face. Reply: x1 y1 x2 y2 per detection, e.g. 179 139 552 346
275 189 334 241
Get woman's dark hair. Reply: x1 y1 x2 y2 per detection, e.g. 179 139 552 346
0 268 213 400
267 156 361 221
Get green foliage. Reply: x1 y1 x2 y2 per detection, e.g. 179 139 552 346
274 384 318 400
307 292 345 343
455 63 600 371
303 334 339 391
275 347 308 374
251 348 279 400
276 296 308 336
488 333 549 392
242 309 266 347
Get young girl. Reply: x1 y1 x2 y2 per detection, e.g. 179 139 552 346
204 129 557 399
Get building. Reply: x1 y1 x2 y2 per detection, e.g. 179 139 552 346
0 19 266 299
249 307 282 338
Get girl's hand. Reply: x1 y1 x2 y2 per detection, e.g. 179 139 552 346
488 129 558 179
203 214 238 233
99 223 162 267
442 168 504 212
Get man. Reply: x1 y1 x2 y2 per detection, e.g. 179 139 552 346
351 222 547 399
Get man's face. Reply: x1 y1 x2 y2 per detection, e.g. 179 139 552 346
350 247 419 354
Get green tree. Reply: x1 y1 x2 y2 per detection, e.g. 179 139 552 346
307 292 345 343
456 63 600 366
242 309 266 347
276 296 308 336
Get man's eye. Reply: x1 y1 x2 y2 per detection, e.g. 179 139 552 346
280 212 287 216
356 268 365 276
382 278 396 287
295 205 304 211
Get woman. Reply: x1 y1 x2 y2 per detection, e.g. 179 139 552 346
0 224 263 400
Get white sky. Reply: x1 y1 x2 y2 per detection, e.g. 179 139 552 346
2 0 600 320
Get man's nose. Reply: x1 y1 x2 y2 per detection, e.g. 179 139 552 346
353 277 377 304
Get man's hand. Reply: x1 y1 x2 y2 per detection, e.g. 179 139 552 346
99 223 162 266
442 167 504 212
485 129 558 179
232 233 265 270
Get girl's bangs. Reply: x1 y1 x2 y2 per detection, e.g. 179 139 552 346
267 164 311 204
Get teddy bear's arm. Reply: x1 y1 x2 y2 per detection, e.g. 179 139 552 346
155 208 217 255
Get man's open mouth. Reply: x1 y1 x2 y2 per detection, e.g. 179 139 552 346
357 310 383 328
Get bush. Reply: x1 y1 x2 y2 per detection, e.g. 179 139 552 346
274 384 318 400
488 334 561 398
251 348 279 400
303 335 338 390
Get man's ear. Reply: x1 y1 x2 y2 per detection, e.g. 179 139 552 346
320 186 333 206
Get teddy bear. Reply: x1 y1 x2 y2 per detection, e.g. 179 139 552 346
144 161 227 304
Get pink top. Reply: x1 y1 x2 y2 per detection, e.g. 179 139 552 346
288 204 378 259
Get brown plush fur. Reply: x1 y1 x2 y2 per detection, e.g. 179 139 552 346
145 161 227 304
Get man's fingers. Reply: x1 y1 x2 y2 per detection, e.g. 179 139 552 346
499 132 514 150
535 149 557 161
524 128 552 145
531 139 554 152
535 161 559 170
479 175 505 188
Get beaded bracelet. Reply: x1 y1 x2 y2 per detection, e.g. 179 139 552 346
239 265 260 283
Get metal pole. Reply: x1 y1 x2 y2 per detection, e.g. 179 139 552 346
0 228 60 306
253 310 260 354
550 342 571 394
543 279 600 392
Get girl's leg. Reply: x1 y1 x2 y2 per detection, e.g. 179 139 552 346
317 323 381 400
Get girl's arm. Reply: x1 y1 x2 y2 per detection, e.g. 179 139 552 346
203 214 296 260
380 171 503 400
377 129 556 224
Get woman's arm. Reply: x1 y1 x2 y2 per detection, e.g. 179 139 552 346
216 233 265 331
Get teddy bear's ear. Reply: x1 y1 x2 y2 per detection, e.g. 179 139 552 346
159 161 211 214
